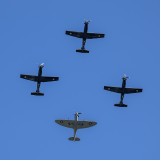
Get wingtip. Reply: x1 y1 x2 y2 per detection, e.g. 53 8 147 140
20 74 23 78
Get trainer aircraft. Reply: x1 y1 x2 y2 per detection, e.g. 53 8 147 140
104 75 143 107
55 112 97 141
20 63 59 96
66 21 105 53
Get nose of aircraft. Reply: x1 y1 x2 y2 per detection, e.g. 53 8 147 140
123 74 129 80
75 112 82 117
40 63 44 68
84 20 90 24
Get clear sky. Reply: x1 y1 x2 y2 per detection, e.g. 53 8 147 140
0 0 160 160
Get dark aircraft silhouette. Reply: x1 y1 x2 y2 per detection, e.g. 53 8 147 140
66 21 105 53
20 63 59 96
104 75 143 107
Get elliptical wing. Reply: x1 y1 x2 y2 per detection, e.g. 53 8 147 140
77 121 97 129
55 120 75 129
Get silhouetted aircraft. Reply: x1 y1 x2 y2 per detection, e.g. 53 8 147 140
66 21 105 53
20 63 59 96
55 112 97 141
104 75 143 107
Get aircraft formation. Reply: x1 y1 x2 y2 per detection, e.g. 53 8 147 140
20 21 143 141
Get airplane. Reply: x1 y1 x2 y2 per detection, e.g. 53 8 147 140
55 112 97 141
104 75 143 107
66 20 105 53
20 63 59 96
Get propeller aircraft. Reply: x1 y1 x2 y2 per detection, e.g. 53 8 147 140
66 21 105 53
20 63 59 96
104 75 143 107
55 112 97 141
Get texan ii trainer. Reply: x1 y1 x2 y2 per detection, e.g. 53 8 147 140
66 21 105 53
104 75 143 107
20 63 59 96
55 112 97 141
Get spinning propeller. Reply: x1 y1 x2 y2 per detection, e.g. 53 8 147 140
123 74 129 80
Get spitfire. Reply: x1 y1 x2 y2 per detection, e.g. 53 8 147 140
66 21 105 53
55 113 97 141
20 63 59 96
104 75 143 107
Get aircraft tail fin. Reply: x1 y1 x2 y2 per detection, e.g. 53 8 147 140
68 137 80 141
76 49 89 53
31 92 44 96
114 103 127 107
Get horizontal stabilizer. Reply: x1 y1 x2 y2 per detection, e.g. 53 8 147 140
76 49 89 53
68 137 80 141
114 103 127 107
31 92 44 96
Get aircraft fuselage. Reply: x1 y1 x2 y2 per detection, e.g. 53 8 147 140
36 65 44 92
37 65 43 82
84 22 88 34
120 78 127 103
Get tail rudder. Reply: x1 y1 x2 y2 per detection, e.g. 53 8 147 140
68 137 80 141
114 103 127 107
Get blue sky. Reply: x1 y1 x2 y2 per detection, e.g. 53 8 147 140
0 0 160 160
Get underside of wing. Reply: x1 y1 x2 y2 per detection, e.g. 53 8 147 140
77 121 97 129
40 76 59 82
55 120 75 129
104 86 123 93
20 74 38 82
124 88 143 94
86 33 105 39
66 31 84 38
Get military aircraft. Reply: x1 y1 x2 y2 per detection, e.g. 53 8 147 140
66 21 105 53
104 75 143 107
20 63 59 96
55 112 97 141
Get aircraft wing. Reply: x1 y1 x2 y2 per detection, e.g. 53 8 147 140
20 74 38 82
104 86 122 93
124 88 143 94
40 76 59 82
66 31 84 38
55 120 75 129
86 33 105 39
77 121 97 129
